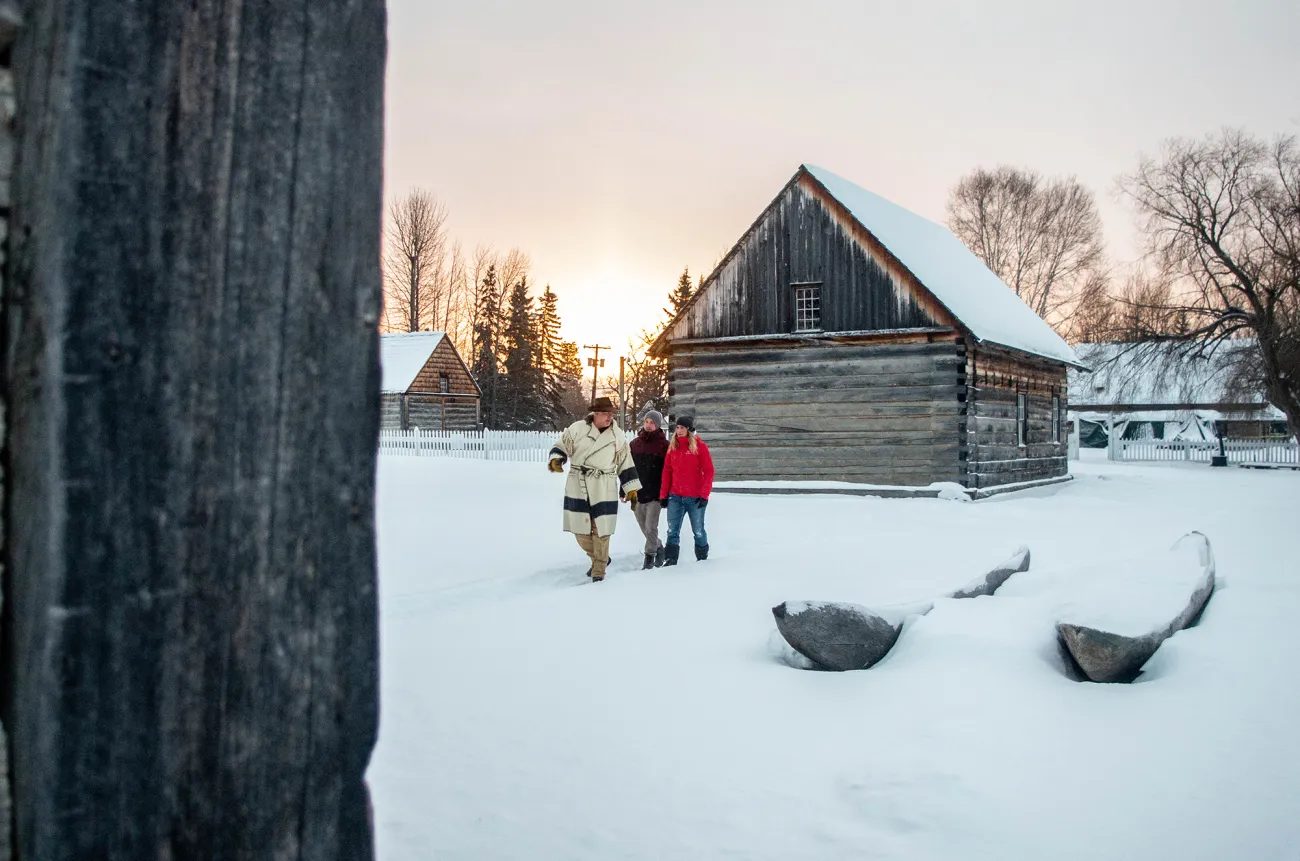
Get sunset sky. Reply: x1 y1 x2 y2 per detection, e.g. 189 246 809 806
383 0 1300 363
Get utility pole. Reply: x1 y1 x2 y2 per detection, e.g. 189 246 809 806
583 343 609 405
619 356 626 429
408 254 419 332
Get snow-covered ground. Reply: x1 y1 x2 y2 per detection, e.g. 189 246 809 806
368 451 1300 861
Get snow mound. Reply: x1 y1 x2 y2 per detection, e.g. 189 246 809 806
1058 532 1214 638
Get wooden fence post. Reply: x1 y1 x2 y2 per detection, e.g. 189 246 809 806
0 2 17 854
2 1 386 857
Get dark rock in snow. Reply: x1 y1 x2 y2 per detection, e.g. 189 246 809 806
771 601 904 672
948 547 1031 599
1057 532 1216 683
772 546 1032 672
1056 625 1166 684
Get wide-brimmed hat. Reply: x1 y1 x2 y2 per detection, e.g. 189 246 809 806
588 396 616 413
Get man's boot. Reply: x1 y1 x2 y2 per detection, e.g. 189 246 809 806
695 543 709 561
663 544 680 566
642 552 655 570
654 546 665 568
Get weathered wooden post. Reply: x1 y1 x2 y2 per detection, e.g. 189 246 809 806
3 1 386 858
1 3 19 856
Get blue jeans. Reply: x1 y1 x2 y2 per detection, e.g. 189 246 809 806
665 495 708 548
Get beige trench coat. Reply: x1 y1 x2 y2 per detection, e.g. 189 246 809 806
550 418 642 537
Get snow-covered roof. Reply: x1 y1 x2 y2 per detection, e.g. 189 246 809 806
1067 342 1282 418
380 332 445 394
802 165 1082 367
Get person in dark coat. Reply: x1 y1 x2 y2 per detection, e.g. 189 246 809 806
659 414 715 565
629 410 670 568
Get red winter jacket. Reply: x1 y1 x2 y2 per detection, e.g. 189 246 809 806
660 435 715 501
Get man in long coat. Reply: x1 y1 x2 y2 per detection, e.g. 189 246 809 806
548 397 641 582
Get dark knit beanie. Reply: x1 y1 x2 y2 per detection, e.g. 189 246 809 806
674 414 695 432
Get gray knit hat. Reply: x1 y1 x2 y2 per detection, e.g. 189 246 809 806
643 409 665 430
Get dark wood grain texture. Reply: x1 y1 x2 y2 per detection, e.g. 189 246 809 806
3 1 386 857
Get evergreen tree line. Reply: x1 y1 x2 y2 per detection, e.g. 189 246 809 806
379 188 588 430
469 266 587 430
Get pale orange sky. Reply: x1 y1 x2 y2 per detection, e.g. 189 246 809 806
383 0 1300 363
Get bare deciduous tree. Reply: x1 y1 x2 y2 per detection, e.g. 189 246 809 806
947 166 1108 334
383 189 449 332
620 328 670 422
1117 130 1300 440
1068 270 1119 344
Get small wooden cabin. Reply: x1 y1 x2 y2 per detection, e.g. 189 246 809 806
380 332 482 431
651 165 1086 493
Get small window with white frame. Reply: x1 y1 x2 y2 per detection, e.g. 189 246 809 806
1017 392 1028 447
793 284 821 332
439 373 450 394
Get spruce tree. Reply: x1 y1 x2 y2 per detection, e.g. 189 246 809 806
500 277 543 429
553 340 587 425
536 285 568 428
664 266 695 319
470 265 502 428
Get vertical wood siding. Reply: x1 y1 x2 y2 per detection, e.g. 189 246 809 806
667 177 943 342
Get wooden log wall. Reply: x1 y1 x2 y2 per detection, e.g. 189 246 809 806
664 174 945 343
668 336 967 485
3 1 385 857
406 395 480 432
409 338 478 397
966 344 1069 488
381 394 480 431
381 394 404 429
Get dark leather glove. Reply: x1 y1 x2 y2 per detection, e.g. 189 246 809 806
626 489 639 511
698 498 708 510
547 457 565 473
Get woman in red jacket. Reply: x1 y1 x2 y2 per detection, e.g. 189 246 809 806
659 414 714 565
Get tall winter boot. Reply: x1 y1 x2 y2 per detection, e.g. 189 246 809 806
663 544 680 567
654 546 665 568
642 552 655 570
695 543 709 561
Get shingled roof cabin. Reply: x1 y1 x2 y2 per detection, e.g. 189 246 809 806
651 164 1086 495
380 332 482 431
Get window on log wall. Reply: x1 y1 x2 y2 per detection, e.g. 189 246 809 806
1017 392 1028 447
1052 394 1062 443
794 284 821 332
440 373 450 393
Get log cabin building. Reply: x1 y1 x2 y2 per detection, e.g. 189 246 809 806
380 332 482 431
651 165 1086 493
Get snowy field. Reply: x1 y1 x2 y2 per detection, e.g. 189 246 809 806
368 451 1300 861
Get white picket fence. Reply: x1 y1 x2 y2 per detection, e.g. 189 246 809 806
1112 438 1300 465
378 428 555 462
